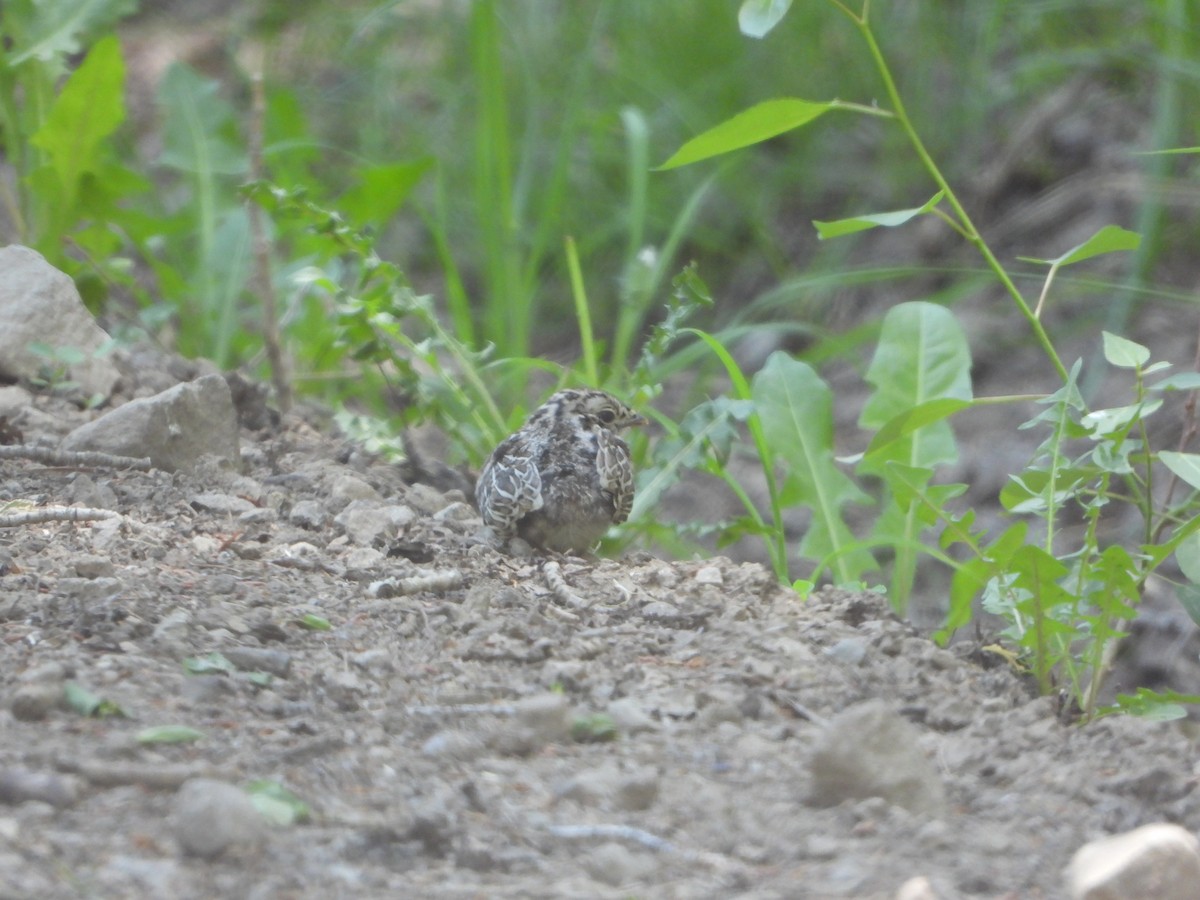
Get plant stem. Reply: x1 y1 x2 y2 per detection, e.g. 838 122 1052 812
849 11 1069 384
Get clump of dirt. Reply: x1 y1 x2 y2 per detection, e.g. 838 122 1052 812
1 382 1198 899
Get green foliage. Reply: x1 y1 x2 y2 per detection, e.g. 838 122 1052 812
661 0 1200 721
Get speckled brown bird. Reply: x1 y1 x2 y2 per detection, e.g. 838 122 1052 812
475 389 646 553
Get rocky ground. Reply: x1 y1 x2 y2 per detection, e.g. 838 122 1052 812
2 346 1200 900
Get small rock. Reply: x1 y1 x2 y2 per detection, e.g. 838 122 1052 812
0 245 121 399
404 482 450 515
10 683 64 721
62 374 240 473
492 693 572 756
180 675 236 706
223 646 292 678
330 475 379 505
825 637 869 666
606 697 657 735
421 730 486 762
514 693 572 743
1067 823 1200 900
189 491 256 515
334 501 416 546
351 648 392 673
173 778 267 859
0 768 79 808
288 499 328 529
582 841 658 887
615 768 659 812
74 555 116 579
808 699 946 816
694 565 723 585
895 875 943 900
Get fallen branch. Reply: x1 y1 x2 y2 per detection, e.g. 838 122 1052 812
0 445 152 470
0 507 117 528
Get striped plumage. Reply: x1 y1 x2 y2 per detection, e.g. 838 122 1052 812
475 389 646 553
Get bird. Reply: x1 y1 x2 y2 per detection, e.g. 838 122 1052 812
475 388 647 554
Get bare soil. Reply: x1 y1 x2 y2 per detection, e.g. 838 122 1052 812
1 382 1198 899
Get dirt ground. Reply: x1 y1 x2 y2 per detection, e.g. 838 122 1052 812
1 377 1198 900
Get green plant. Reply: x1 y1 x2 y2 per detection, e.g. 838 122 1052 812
653 0 1200 719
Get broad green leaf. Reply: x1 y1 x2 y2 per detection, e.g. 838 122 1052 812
158 63 247 175
814 191 945 239
1177 531 1200 584
1159 451 1200 491
999 467 1092 513
739 0 793 37
864 399 974 459
859 301 972 472
1020 224 1141 267
1101 332 1150 369
1098 687 1200 720
339 158 434 226
136 725 206 744
1176 584 1200 628
751 352 875 578
658 99 834 170
30 34 125 203
8 0 138 67
244 780 311 826
1150 372 1200 392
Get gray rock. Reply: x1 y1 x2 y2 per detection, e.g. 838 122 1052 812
0 767 79 808
0 245 121 399
74 555 116 579
173 778 266 859
223 646 292 678
288 499 328 529
62 375 240 473
330 474 379 505
615 768 659 812
1068 823 1200 900
582 841 658 887
9 682 64 722
334 500 416 546
606 697 658 735
808 699 946 816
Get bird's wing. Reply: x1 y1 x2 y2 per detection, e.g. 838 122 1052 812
595 430 635 524
476 436 544 534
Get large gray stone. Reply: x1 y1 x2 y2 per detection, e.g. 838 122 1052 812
808 699 946 816
1068 823 1200 900
0 245 120 399
173 778 267 859
62 374 240 472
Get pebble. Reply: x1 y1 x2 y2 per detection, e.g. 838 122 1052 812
330 475 379 504
74 555 115 578
693 565 723 585
223 646 292 678
288 499 328 529
808 699 946 816
173 778 267 859
0 768 79 808
615 768 659 811
9 682 64 721
1068 823 1200 900
825 637 869 666
606 697 658 735
582 841 658 887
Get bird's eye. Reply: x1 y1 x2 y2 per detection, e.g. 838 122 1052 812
598 409 616 424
